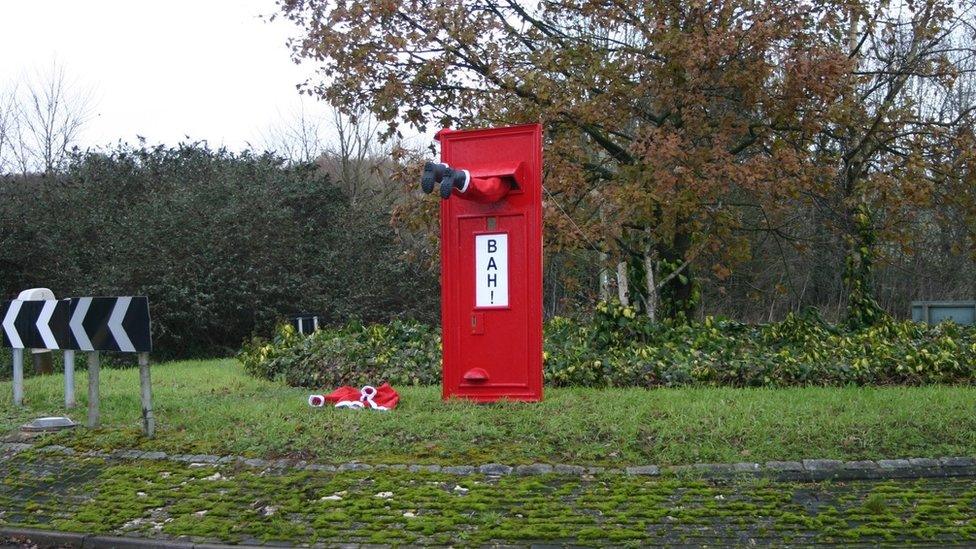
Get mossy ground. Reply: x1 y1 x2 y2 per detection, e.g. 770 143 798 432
2 451 976 546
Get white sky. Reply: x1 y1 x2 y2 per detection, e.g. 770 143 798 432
0 0 335 152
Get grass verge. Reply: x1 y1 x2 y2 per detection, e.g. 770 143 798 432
1 359 975 465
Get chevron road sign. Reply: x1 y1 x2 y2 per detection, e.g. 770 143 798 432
1 296 151 352
5 294 156 437
68 297 152 353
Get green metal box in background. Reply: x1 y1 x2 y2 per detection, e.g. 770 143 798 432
911 301 976 325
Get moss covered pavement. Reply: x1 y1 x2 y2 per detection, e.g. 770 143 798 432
1 449 976 546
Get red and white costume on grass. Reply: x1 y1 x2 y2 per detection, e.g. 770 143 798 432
308 383 399 411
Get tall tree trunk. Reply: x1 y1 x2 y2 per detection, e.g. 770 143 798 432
597 199 613 302
644 252 657 322
599 251 611 301
616 261 630 306
656 230 697 321
843 201 884 328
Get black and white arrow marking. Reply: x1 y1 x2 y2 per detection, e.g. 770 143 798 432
69 297 93 351
37 300 60 349
2 300 24 349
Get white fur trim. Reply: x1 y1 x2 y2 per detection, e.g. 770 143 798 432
359 385 381 409
308 395 326 407
335 400 364 409
459 170 470 193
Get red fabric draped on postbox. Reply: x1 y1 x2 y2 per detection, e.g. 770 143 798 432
307 384 399 411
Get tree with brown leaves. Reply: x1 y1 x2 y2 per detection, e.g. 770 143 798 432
279 0 972 321
809 1 976 327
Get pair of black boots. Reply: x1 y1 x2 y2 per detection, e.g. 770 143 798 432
421 162 467 199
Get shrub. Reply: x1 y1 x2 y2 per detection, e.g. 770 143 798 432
241 319 441 388
0 144 437 359
240 301 976 389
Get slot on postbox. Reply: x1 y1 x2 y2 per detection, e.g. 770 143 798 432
420 124 543 403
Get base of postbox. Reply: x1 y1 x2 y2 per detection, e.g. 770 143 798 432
444 393 543 403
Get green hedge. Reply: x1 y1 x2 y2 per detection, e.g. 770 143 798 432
240 319 441 388
240 302 976 389
0 144 436 358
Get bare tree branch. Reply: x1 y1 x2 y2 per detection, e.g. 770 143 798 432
11 60 94 175
260 98 326 165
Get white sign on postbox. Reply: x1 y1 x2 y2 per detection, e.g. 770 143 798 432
475 233 508 307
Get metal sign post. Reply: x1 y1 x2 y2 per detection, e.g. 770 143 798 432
12 348 23 406
63 349 76 408
138 352 154 437
87 351 100 429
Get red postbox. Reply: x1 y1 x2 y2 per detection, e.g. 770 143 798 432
422 123 543 402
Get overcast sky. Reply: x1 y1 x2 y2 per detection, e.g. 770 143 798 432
0 0 341 153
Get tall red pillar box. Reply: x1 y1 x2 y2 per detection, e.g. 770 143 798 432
426 123 543 402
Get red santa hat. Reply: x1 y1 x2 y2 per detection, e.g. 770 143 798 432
308 384 399 411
